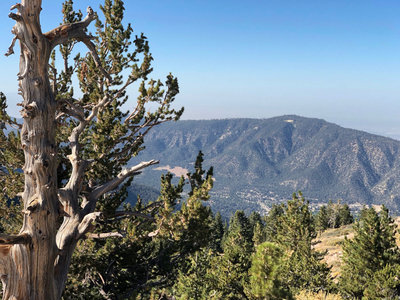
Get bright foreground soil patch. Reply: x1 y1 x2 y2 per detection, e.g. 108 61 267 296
314 217 400 279
313 224 354 279
154 165 189 178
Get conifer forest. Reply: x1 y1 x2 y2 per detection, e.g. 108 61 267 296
1 0 400 299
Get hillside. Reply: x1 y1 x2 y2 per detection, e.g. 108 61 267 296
130 115 400 218
314 217 400 279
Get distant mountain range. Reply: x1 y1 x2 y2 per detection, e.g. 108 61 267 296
129 115 400 218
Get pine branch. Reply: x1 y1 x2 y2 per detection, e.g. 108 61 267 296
113 211 154 221
88 160 159 202
44 7 112 83
60 76 146 203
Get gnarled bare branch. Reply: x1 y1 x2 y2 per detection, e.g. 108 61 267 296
44 6 95 46
87 232 123 239
0 233 31 245
5 36 17 57
44 7 112 83
78 212 102 237
89 160 159 202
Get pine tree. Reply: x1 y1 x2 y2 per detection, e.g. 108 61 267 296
264 204 284 242
246 242 292 299
362 264 400 299
0 94 23 235
315 205 329 234
338 203 353 226
206 210 254 299
315 202 353 234
274 192 332 293
63 152 214 298
339 206 400 299
275 192 316 249
173 249 222 300
326 200 341 228
249 211 266 246
210 212 225 253
0 0 183 298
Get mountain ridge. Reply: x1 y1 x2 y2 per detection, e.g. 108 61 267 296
125 115 400 217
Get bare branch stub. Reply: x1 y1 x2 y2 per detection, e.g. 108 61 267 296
87 232 123 239
77 212 103 237
89 160 159 202
44 6 95 45
0 233 31 245
44 6 111 84
5 36 18 57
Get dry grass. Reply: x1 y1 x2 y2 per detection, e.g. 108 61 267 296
295 290 342 300
313 224 353 278
314 217 400 279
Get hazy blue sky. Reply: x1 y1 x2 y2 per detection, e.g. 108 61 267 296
0 1 400 138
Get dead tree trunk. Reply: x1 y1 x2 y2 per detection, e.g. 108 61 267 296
1 1 59 298
0 1 159 299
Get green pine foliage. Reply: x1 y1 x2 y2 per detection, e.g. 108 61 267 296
1 3 399 299
362 264 400 299
249 212 266 246
209 212 225 253
173 249 222 300
339 206 400 299
246 242 292 299
0 93 23 234
174 210 255 299
315 200 354 234
214 210 254 299
264 204 284 242
338 203 353 226
174 193 335 299
315 205 329 233
63 151 215 298
273 192 332 294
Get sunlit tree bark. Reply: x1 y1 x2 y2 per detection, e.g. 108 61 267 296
0 1 182 299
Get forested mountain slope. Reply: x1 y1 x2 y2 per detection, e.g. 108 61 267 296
130 115 400 217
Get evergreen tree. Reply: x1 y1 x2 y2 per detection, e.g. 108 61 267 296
316 201 353 233
173 249 222 300
204 210 254 299
209 212 225 253
0 94 23 234
275 192 316 249
0 0 184 298
339 206 400 299
249 211 265 246
315 205 329 234
252 222 266 247
246 242 292 299
274 192 332 293
338 203 353 226
362 264 400 299
326 200 341 228
63 152 214 298
264 204 284 242
249 211 263 230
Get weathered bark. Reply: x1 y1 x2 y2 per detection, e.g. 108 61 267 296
3 1 107 299
1 1 162 299
3 1 59 298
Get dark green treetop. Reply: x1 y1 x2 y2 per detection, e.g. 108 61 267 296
339 206 400 299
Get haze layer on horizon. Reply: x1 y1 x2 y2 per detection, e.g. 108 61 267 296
0 0 399 139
